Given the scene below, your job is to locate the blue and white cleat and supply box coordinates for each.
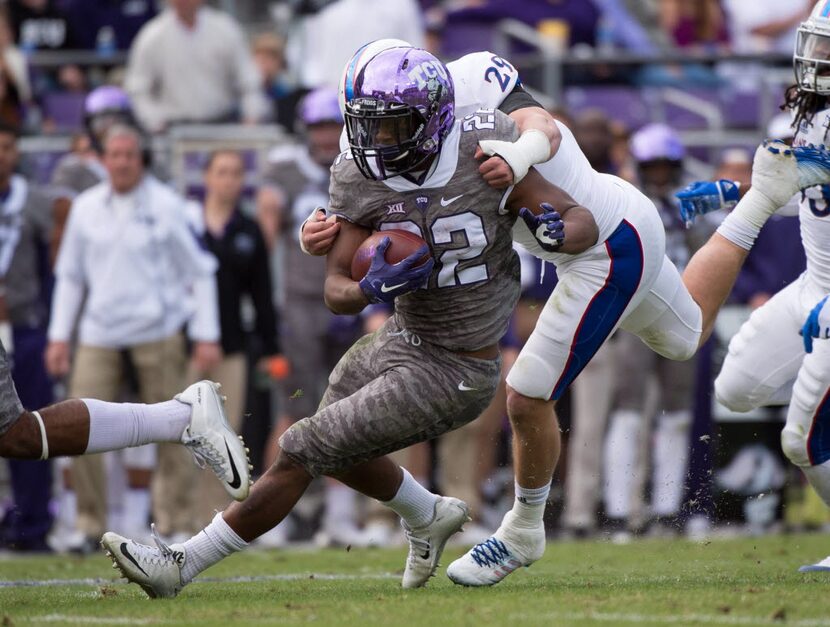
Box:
[446,511,545,587]
[799,555,830,573]
[676,179,740,227]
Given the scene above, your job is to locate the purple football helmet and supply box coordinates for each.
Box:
[630,123,685,163]
[300,87,343,126]
[84,86,131,116]
[343,47,455,183]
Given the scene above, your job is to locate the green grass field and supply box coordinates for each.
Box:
[2,533,830,626]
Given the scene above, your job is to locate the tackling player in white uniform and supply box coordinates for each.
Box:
[302,40,830,586]
[677,0,830,572]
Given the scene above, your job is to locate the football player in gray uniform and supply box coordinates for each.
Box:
[101,47,599,597]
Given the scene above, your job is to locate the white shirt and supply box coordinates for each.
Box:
[293,0,425,89]
[722,0,802,54]
[125,7,268,131]
[48,176,220,348]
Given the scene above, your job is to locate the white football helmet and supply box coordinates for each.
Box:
[337,38,413,116]
[795,1,830,94]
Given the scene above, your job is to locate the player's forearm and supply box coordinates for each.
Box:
[324,274,369,315]
[558,206,599,255]
[509,106,561,159]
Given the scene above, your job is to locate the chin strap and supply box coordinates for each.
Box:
[32,410,48,460]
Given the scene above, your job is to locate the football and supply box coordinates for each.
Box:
[351,229,431,281]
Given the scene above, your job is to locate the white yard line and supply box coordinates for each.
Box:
[510,611,830,627]
[0,572,398,588]
[24,616,164,625]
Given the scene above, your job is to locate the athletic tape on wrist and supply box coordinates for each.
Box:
[32,410,48,460]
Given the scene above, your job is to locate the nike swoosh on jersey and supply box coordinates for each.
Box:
[440,194,464,207]
[458,381,478,391]
[380,282,408,293]
[120,542,149,576]
[225,441,242,489]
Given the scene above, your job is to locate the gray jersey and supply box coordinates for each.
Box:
[0,178,53,327]
[264,145,330,301]
[329,109,521,352]
[0,338,23,436]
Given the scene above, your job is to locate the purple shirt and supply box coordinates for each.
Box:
[58,0,157,50]
[444,0,600,52]
[730,215,806,305]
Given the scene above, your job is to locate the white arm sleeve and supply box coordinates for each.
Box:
[124,27,167,132]
[188,274,220,343]
[48,277,84,342]
[50,200,87,341]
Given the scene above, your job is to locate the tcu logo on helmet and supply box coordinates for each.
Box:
[408,61,449,90]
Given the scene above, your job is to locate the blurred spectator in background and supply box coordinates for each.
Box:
[61,0,157,52]
[0,11,30,105]
[257,88,366,546]
[561,108,619,538]
[433,0,599,57]
[603,123,709,539]
[125,0,268,133]
[51,86,134,194]
[658,0,728,51]
[0,123,58,551]
[252,32,304,131]
[186,149,277,527]
[288,0,424,88]
[8,0,75,51]
[722,0,811,54]
[45,124,220,548]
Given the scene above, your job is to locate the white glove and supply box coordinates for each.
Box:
[478,129,551,184]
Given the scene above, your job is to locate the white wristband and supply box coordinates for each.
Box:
[478,129,551,184]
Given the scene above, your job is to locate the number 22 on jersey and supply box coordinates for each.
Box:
[380,212,489,288]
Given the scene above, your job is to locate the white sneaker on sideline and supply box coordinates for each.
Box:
[446,511,545,587]
[401,496,470,589]
[101,527,186,599]
[177,381,252,501]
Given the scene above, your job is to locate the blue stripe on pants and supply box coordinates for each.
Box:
[807,387,830,465]
[550,220,644,401]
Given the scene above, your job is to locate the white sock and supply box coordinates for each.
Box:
[83,399,190,453]
[382,468,439,528]
[603,409,642,519]
[716,187,778,251]
[323,483,358,530]
[56,489,77,532]
[652,410,691,517]
[509,481,550,528]
[124,488,151,533]
[180,512,248,583]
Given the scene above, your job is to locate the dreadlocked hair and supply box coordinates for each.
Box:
[783,84,828,131]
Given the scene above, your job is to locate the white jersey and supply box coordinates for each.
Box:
[338,50,630,257]
[512,120,633,263]
[791,105,830,292]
